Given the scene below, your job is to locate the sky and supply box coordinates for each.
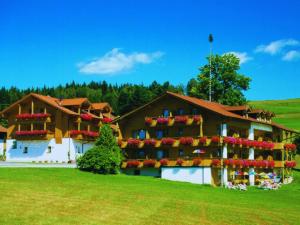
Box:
[0,0,300,100]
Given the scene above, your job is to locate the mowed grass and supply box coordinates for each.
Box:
[0,168,300,225]
[250,98,300,131]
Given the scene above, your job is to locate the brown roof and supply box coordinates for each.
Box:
[91,103,111,111]
[0,125,7,133]
[60,98,89,106]
[222,105,249,111]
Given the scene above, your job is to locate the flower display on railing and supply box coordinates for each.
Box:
[70,130,81,136]
[126,160,140,168]
[161,137,176,145]
[174,115,188,123]
[117,139,123,147]
[223,136,237,145]
[80,114,93,121]
[193,158,202,166]
[145,117,153,125]
[193,115,202,123]
[144,139,156,146]
[15,130,48,136]
[285,161,296,168]
[157,117,169,124]
[224,159,275,168]
[268,160,275,168]
[127,138,141,147]
[241,139,252,147]
[284,143,297,151]
[179,137,194,145]
[223,159,230,166]
[211,159,221,166]
[102,117,113,123]
[143,159,156,168]
[16,113,50,120]
[176,158,184,166]
[199,136,207,144]
[81,130,99,137]
[211,136,220,143]
[159,158,169,166]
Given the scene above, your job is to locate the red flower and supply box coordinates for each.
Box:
[256,160,263,167]
[268,160,275,168]
[70,130,81,136]
[261,160,269,168]
[243,160,251,167]
[241,139,251,147]
[211,159,221,166]
[249,160,257,167]
[159,158,169,166]
[285,161,297,168]
[143,159,156,168]
[211,136,220,143]
[193,158,202,166]
[223,159,230,166]
[193,115,202,123]
[127,138,141,147]
[16,113,50,120]
[127,160,140,168]
[81,131,99,137]
[161,138,176,145]
[174,116,188,123]
[284,143,297,151]
[145,117,153,125]
[199,136,207,144]
[179,137,194,145]
[157,117,169,124]
[80,114,93,121]
[176,158,184,166]
[223,136,237,145]
[144,139,156,146]
[15,130,48,136]
[102,117,113,123]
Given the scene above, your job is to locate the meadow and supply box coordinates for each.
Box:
[0,168,299,225]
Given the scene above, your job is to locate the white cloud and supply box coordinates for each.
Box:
[255,39,299,55]
[224,51,253,64]
[78,48,164,75]
[282,50,300,61]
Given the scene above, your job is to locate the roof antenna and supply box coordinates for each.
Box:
[208,34,213,102]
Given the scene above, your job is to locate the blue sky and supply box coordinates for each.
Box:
[0,0,300,100]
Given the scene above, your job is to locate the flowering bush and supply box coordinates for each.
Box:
[199,136,207,144]
[15,130,48,136]
[80,114,93,121]
[70,130,81,136]
[16,113,50,120]
[193,115,202,123]
[81,130,99,137]
[102,117,113,123]
[176,158,184,166]
[145,117,153,125]
[127,138,141,147]
[193,158,202,166]
[211,159,221,166]
[144,139,156,146]
[284,143,297,151]
[174,116,188,123]
[157,117,169,124]
[159,158,169,166]
[126,160,140,168]
[161,138,176,145]
[179,137,194,145]
[211,136,220,143]
[143,159,156,167]
[285,161,297,168]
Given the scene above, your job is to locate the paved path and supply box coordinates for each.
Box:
[0,162,77,168]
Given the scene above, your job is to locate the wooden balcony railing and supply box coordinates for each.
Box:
[145,115,203,127]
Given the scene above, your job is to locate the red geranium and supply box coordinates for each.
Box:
[157,117,169,124]
[102,117,113,123]
[199,136,207,144]
[193,158,202,166]
[144,139,156,146]
[127,138,141,147]
[211,159,221,166]
[70,130,81,136]
[268,160,275,168]
[127,160,140,168]
[15,130,48,136]
[80,114,93,121]
[175,116,188,123]
[159,158,169,166]
[223,159,230,166]
[193,115,202,123]
[145,117,153,125]
[161,138,176,145]
[143,159,156,168]
[81,130,99,137]
[284,143,297,151]
[211,136,220,143]
[179,137,194,145]
[176,158,184,166]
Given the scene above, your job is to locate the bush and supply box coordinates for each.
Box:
[77,125,123,174]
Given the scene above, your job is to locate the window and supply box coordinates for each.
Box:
[12,141,17,149]
[156,129,168,139]
[156,150,164,159]
[178,127,184,136]
[163,109,169,118]
[139,130,146,140]
[178,149,184,157]
[47,146,52,153]
[23,147,28,154]
[178,108,184,115]
[132,130,138,139]
[138,150,145,159]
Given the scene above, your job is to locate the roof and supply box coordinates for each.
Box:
[91,103,111,111]
[116,91,297,133]
[0,125,7,133]
[60,98,89,106]
[222,105,250,111]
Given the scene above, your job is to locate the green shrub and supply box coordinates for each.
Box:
[77,125,123,174]
[0,155,6,161]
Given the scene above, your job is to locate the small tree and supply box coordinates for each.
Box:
[77,125,123,174]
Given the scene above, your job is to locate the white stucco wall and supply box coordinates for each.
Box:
[0,140,4,155]
[161,167,212,185]
[5,138,94,162]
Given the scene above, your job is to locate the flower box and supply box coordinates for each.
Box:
[241,139,251,148]
[81,130,99,137]
[223,136,237,145]
[143,159,156,168]
[127,138,141,147]
[268,160,275,168]
[70,130,81,136]
[223,159,230,166]
[193,115,202,123]
[285,161,296,168]
[144,139,156,146]
[193,158,202,166]
[102,117,113,123]
[161,138,176,145]
[157,117,169,125]
[16,113,50,120]
[145,117,153,125]
[199,136,207,145]
[80,114,93,121]
[15,130,48,136]
[211,159,221,166]
[159,158,169,166]
[284,143,297,151]
[176,158,184,166]
[211,136,220,144]
[179,137,194,145]
[174,116,188,124]
[126,160,140,168]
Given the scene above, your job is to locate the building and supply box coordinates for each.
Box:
[0,125,7,156]
[0,93,116,163]
[116,91,298,186]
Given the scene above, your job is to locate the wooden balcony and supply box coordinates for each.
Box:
[144,115,203,127]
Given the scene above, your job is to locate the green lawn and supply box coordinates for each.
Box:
[250,98,300,131]
[0,168,299,225]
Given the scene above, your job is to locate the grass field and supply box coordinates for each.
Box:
[250,98,300,131]
[0,168,299,225]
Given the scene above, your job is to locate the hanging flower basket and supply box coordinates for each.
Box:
[70,130,81,136]
[16,113,50,120]
[285,161,296,168]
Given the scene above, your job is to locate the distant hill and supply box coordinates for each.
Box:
[250,98,300,132]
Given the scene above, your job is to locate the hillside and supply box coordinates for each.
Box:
[250,98,300,132]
